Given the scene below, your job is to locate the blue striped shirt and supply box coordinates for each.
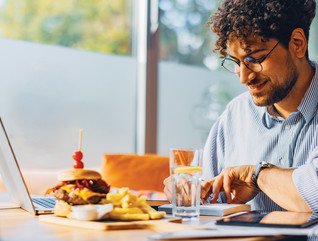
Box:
[293,147,318,212]
[203,61,318,211]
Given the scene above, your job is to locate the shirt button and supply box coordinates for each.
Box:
[285,125,290,130]
[281,159,287,165]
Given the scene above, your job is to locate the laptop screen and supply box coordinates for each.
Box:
[0,117,36,214]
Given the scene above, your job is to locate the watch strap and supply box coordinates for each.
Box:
[252,162,272,189]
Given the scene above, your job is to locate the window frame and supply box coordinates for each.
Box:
[135,0,159,154]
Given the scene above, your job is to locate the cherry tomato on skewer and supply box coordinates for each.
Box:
[73,160,84,169]
[72,151,83,162]
[72,150,84,169]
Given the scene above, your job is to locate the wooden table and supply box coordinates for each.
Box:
[0,208,305,241]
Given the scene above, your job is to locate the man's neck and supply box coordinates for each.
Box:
[273,60,314,119]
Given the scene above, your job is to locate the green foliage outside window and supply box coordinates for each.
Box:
[0,0,132,55]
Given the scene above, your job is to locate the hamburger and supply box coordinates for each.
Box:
[45,169,110,217]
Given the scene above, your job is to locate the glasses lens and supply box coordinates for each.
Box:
[244,58,262,72]
[222,58,239,73]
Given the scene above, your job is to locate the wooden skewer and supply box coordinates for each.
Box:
[78,129,82,151]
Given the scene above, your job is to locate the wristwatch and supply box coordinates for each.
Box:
[252,161,273,189]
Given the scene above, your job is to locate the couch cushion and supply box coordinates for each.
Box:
[101,154,170,193]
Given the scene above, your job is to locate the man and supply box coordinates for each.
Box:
[164,0,318,212]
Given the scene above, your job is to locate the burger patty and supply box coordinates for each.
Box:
[46,177,110,205]
[54,189,105,205]
[91,179,110,193]
[63,179,110,194]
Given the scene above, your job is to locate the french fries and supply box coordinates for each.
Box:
[105,188,166,221]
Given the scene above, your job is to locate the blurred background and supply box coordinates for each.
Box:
[0,0,316,169]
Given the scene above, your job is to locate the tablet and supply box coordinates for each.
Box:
[216,211,318,228]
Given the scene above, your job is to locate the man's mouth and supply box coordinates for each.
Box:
[247,80,268,94]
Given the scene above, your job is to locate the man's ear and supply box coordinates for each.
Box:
[289,28,307,58]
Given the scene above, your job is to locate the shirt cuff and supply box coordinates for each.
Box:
[292,161,318,212]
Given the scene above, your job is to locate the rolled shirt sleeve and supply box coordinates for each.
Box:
[292,148,318,212]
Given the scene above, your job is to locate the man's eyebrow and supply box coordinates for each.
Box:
[245,48,267,56]
[228,48,267,60]
[227,54,239,61]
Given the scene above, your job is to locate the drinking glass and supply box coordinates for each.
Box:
[170,148,203,219]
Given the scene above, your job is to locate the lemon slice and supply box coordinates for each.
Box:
[174,166,202,173]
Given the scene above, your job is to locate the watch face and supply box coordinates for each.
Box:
[262,163,272,168]
[260,161,267,166]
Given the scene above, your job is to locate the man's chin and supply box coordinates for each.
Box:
[251,95,272,106]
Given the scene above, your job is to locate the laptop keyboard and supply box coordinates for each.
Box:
[32,197,56,209]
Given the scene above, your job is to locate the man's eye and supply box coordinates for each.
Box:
[245,57,258,64]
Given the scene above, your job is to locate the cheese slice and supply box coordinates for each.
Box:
[75,189,105,200]
[61,184,76,193]
[61,185,105,200]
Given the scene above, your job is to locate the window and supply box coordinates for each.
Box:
[0,0,136,169]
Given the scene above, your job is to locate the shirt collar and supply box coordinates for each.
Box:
[263,60,318,124]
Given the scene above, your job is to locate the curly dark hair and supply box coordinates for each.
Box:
[208,0,316,58]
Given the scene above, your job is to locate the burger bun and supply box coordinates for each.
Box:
[57,169,101,182]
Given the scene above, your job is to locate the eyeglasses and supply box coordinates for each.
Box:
[221,41,281,73]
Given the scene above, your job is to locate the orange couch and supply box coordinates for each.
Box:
[101,154,170,199]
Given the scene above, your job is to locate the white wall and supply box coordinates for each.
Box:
[0,38,136,169]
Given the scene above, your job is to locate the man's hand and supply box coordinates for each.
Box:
[163,176,173,202]
[209,165,259,204]
[163,165,258,204]
[163,176,216,203]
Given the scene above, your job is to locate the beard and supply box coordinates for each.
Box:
[250,60,299,107]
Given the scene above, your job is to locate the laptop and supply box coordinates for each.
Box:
[0,117,56,215]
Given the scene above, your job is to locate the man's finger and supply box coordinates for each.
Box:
[210,175,223,203]
[163,176,171,186]
[201,181,212,202]
[163,176,173,203]
[163,186,172,202]
[175,177,190,206]
[223,173,232,203]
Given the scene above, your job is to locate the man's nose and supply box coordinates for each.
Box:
[237,63,257,84]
